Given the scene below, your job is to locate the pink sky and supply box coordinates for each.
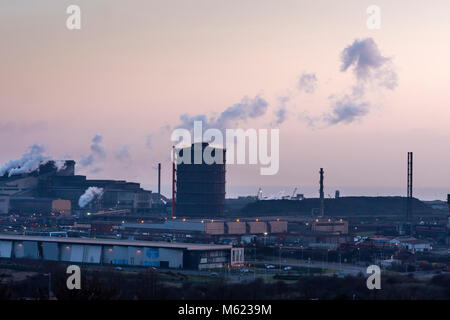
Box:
[1,1,449,198]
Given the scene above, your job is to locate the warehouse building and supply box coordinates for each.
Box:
[120,218,288,237]
[0,234,243,270]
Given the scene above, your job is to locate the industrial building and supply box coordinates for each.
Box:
[0,160,152,215]
[175,143,226,217]
[311,218,349,234]
[120,218,288,239]
[0,234,244,270]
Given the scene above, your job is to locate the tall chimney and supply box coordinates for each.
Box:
[407,152,413,234]
[158,163,161,195]
[172,147,176,217]
[319,168,324,216]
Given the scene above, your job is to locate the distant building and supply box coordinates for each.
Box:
[390,237,432,252]
[311,218,348,234]
[0,234,243,270]
[0,160,152,215]
[175,143,226,217]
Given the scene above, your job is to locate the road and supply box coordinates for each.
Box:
[247,259,367,276]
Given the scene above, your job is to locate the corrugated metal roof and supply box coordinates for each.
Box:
[0,234,232,251]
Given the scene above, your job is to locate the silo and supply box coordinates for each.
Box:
[175,142,226,217]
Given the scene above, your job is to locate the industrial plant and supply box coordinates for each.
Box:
[0,146,449,301]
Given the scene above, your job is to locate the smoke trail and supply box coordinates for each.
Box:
[79,134,106,171]
[324,95,370,125]
[298,73,318,94]
[178,95,269,131]
[115,145,131,163]
[273,95,291,125]
[303,38,398,127]
[340,38,397,90]
[78,187,104,208]
[0,144,54,177]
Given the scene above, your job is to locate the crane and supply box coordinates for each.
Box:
[291,187,298,199]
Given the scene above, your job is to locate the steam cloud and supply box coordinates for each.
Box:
[298,73,318,94]
[305,38,398,126]
[80,134,106,172]
[178,95,269,131]
[115,145,131,163]
[324,95,370,125]
[0,144,60,177]
[340,38,397,90]
[273,95,290,125]
[78,187,104,208]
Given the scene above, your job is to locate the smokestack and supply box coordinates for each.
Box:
[172,147,176,217]
[447,194,450,229]
[319,168,324,216]
[158,163,161,195]
[407,152,413,234]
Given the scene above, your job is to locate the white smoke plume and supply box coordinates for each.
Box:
[78,187,104,208]
[0,144,55,177]
[79,134,106,171]
[178,95,269,131]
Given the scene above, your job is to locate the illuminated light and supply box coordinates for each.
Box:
[182,218,186,222]
[201,220,204,223]
[236,219,240,222]
[172,216,177,219]
[137,250,142,254]
[141,220,145,224]
[108,248,113,252]
[211,219,214,223]
[276,218,280,222]
[66,246,70,250]
[328,219,331,222]
[18,243,23,247]
[256,219,259,222]
[87,212,91,216]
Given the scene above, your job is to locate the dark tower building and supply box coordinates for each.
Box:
[157,163,161,195]
[319,168,324,216]
[175,142,226,217]
[406,152,413,235]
